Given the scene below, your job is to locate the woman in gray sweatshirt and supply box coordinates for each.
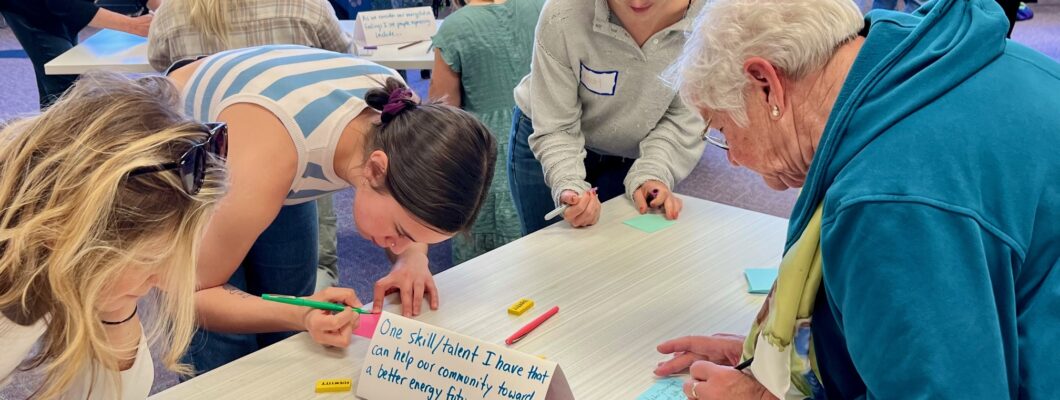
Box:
[509,0,706,235]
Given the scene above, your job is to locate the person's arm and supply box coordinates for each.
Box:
[87,7,153,37]
[43,0,100,32]
[192,104,361,347]
[428,50,461,107]
[427,23,462,106]
[526,11,590,205]
[147,0,163,11]
[192,103,309,333]
[625,94,705,216]
[313,0,355,54]
[820,200,1016,399]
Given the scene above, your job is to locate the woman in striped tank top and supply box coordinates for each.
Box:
[167,45,496,374]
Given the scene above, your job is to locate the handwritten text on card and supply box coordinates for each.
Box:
[353,7,436,47]
[357,312,573,400]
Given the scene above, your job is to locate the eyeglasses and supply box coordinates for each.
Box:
[700,116,729,151]
[129,122,228,195]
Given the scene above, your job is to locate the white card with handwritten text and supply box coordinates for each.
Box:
[357,312,574,400]
[353,7,436,47]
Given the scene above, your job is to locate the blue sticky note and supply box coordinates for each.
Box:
[637,377,686,400]
[623,214,676,233]
[744,268,778,294]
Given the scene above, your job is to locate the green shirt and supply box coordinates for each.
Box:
[432,0,545,264]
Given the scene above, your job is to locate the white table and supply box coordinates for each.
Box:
[44,20,437,75]
[150,195,788,399]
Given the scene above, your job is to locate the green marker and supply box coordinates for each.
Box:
[261,294,371,314]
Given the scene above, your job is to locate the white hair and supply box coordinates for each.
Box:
[667,0,864,126]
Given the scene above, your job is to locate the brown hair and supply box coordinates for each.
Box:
[363,77,496,234]
[0,72,227,398]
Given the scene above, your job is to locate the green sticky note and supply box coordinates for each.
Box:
[623,214,676,233]
[744,268,778,294]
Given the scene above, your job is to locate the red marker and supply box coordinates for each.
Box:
[505,306,559,345]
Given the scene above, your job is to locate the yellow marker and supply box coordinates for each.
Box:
[315,378,352,393]
[507,298,535,316]
[536,354,547,360]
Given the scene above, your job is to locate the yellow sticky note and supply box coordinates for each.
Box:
[315,378,352,393]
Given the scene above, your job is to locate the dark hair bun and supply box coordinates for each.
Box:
[365,77,404,110]
[366,77,418,123]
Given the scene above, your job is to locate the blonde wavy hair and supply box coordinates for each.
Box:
[183,0,236,46]
[0,72,227,399]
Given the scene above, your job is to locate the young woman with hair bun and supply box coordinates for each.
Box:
[166,45,497,375]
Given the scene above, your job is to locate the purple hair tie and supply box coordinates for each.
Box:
[381,87,415,120]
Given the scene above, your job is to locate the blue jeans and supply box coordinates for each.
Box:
[1,10,78,109]
[182,201,319,376]
[507,107,633,235]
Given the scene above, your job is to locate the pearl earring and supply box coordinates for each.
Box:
[771,105,780,118]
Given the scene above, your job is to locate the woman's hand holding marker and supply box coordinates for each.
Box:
[654,334,745,376]
[560,187,601,228]
[302,287,362,348]
[654,334,774,400]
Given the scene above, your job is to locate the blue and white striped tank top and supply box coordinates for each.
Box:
[181,45,401,205]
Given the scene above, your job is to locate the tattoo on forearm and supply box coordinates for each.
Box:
[222,283,252,299]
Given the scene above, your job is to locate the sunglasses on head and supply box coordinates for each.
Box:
[129,122,228,195]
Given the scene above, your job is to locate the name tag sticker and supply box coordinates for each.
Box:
[579,62,618,96]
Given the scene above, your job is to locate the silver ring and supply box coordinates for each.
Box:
[691,381,700,399]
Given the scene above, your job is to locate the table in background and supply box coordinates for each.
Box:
[44,20,437,75]
[150,195,788,399]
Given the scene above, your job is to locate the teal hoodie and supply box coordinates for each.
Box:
[791,0,1060,398]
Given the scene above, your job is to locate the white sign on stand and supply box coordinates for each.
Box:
[353,7,436,47]
[358,312,575,400]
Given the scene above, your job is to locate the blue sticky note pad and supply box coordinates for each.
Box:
[623,214,676,233]
[744,268,779,294]
[637,377,686,400]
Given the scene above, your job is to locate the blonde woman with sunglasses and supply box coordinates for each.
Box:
[0,72,227,399]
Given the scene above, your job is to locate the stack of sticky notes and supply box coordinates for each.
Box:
[744,268,779,294]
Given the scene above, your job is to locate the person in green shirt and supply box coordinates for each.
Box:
[429,0,546,264]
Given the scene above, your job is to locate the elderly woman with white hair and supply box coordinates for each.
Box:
[651,0,1060,399]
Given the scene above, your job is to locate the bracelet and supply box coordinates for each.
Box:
[101,306,138,325]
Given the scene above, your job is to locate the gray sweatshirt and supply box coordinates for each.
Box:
[514,0,706,204]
